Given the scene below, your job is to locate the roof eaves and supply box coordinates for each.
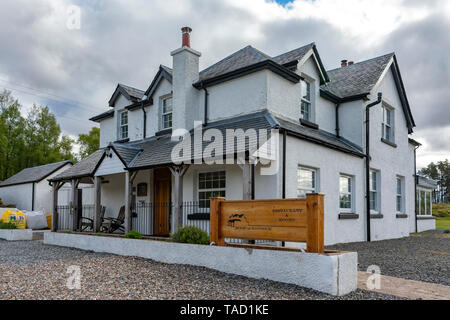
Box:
[89,109,114,122]
[194,59,301,89]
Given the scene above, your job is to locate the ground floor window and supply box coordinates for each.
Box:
[417,189,432,215]
[396,176,404,213]
[297,166,317,198]
[369,170,379,212]
[198,171,226,208]
[339,175,353,212]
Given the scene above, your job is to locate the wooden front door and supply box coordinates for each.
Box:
[154,168,171,236]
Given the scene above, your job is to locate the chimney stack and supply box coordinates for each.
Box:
[341,60,348,67]
[181,26,192,48]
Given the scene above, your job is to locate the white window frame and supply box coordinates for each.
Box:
[417,188,433,216]
[339,174,354,213]
[119,110,128,140]
[161,96,173,130]
[197,170,226,209]
[369,169,379,213]
[297,166,318,198]
[382,103,395,143]
[301,80,312,122]
[396,176,404,213]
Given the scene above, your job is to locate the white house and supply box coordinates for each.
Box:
[0,161,72,213]
[50,27,434,245]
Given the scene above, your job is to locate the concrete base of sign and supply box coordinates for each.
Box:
[44,232,357,296]
[0,229,33,241]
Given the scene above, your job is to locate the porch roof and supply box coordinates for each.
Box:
[50,111,365,182]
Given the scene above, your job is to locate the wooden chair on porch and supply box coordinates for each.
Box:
[80,206,106,232]
[101,206,125,233]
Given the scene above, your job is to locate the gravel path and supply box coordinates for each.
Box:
[0,240,400,300]
[327,230,450,286]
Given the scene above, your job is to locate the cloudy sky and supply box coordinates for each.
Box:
[0,0,448,168]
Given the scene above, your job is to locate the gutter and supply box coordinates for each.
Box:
[414,145,420,233]
[365,92,383,242]
[335,103,341,138]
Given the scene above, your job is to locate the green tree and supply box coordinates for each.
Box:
[59,135,76,163]
[0,90,26,180]
[78,127,100,159]
[419,160,450,202]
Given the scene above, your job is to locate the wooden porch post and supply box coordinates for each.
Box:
[170,165,189,233]
[124,171,138,234]
[51,181,64,232]
[93,176,102,232]
[241,162,252,200]
[70,179,80,231]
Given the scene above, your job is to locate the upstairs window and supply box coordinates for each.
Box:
[301,80,312,121]
[162,96,173,129]
[339,175,353,212]
[382,104,395,142]
[396,176,404,213]
[119,111,128,140]
[198,171,226,208]
[369,170,379,212]
[297,166,317,198]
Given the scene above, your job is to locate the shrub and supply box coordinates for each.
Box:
[171,226,210,245]
[125,230,142,239]
[0,222,17,229]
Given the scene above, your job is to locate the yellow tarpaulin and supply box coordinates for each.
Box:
[1,210,27,229]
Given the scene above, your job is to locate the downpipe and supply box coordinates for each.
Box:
[365,92,382,242]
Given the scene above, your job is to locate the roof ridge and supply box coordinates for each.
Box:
[272,42,315,59]
[327,52,395,73]
[118,83,145,93]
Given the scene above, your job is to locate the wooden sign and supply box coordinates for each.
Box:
[210,194,324,253]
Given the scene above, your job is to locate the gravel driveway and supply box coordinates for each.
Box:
[0,240,399,300]
[327,230,450,286]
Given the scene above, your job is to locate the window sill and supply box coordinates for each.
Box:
[416,215,435,220]
[156,128,172,137]
[300,119,319,130]
[370,214,384,219]
[339,213,359,220]
[381,138,397,148]
[114,138,130,144]
[396,214,408,219]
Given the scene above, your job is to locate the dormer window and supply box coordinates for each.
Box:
[119,111,128,140]
[301,80,312,121]
[162,96,173,129]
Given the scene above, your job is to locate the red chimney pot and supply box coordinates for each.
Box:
[348,61,354,65]
[181,26,192,48]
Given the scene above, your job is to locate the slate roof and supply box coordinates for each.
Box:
[272,43,314,65]
[110,144,142,166]
[49,150,105,182]
[118,84,145,100]
[198,46,272,81]
[321,53,394,99]
[0,161,72,187]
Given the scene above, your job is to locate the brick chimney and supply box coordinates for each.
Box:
[341,60,348,67]
[171,27,201,131]
[181,26,192,48]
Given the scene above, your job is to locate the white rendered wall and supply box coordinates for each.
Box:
[284,135,366,245]
[146,78,172,137]
[367,66,415,241]
[0,183,33,211]
[99,117,115,148]
[206,70,268,123]
[34,163,72,213]
[338,100,364,147]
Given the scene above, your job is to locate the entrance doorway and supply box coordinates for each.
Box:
[153,168,171,236]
